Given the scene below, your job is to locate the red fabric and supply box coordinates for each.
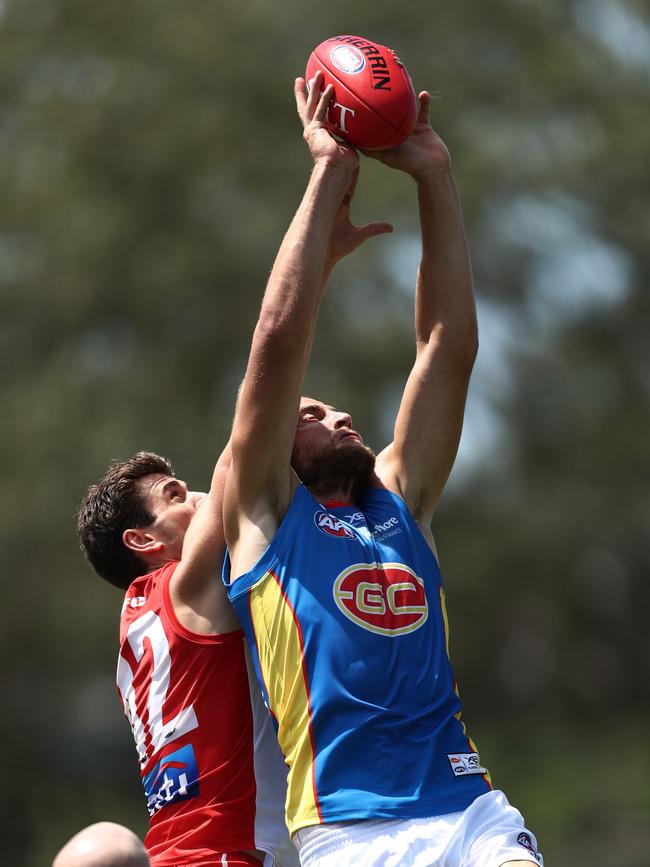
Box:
[158,854,263,866]
[117,563,257,865]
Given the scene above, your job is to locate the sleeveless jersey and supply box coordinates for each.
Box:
[117,561,297,866]
[224,485,492,835]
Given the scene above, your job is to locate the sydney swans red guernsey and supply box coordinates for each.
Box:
[117,562,283,865]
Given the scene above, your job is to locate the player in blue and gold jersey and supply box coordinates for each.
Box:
[223,70,543,867]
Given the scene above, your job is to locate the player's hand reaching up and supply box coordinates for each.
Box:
[362,92,450,179]
[294,72,391,266]
[326,167,393,265]
[295,72,358,170]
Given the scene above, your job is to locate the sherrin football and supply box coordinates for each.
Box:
[305,35,417,150]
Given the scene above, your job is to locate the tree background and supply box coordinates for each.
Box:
[2,1,648,864]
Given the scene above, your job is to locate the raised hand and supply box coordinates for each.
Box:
[326,167,393,265]
[294,71,358,170]
[362,92,450,178]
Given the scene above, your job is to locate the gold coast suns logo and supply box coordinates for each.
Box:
[333,562,428,636]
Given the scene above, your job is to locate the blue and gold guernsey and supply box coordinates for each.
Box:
[224,484,492,835]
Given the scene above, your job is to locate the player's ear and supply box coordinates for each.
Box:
[123,528,162,555]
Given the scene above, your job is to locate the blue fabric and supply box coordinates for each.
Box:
[225,484,491,826]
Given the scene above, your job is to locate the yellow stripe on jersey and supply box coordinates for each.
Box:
[439,586,452,661]
[248,570,322,832]
[439,586,493,788]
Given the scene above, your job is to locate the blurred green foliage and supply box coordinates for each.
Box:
[1,0,648,865]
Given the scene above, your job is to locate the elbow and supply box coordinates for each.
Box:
[419,320,479,373]
[254,306,286,341]
[252,307,304,357]
[458,323,479,374]
[456,335,478,378]
[466,321,479,368]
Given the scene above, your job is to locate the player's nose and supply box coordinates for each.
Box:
[333,410,353,429]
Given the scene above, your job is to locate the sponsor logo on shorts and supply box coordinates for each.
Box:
[315,511,356,539]
[330,45,366,75]
[143,743,199,816]
[517,832,542,862]
[447,752,488,777]
[333,562,428,635]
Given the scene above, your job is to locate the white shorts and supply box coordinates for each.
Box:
[292,790,543,867]
[261,839,300,867]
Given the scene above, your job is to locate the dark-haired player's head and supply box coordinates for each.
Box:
[291,397,375,499]
[78,451,205,589]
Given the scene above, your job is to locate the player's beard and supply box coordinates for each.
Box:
[291,438,376,501]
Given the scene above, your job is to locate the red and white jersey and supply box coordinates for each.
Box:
[117,562,296,867]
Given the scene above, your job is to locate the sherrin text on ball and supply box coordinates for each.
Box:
[306,35,417,150]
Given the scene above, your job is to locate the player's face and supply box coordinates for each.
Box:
[291,397,375,494]
[136,474,206,560]
[295,397,362,446]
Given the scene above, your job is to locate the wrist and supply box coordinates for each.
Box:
[408,155,453,182]
[313,154,356,178]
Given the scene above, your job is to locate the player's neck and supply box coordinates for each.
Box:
[309,483,357,508]
[143,552,177,574]
[306,471,383,507]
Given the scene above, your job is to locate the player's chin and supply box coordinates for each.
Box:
[339,437,375,461]
[338,435,365,449]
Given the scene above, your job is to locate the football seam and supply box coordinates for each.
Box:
[395,66,417,132]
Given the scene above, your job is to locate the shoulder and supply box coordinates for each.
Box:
[119,564,178,632]
[360,483,440,561]
[373,446,406,500]
[374,448,437,527]
[227,479,310,584]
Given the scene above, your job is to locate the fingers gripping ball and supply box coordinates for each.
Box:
[306,35,417,150]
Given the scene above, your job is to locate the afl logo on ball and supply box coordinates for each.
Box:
[315,511,355,539]
[333,562,428,636]
[330,45,366,74]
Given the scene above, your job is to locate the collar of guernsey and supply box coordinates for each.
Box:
[222,483,491,834]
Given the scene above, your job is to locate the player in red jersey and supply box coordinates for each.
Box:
[77,165,390,866]
[79,447,294,867]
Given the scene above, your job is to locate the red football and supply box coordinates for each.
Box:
[305,35,417,150]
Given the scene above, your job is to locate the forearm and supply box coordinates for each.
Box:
[318,260,336,306]
[233,156,353,464]
[414,165,478,357]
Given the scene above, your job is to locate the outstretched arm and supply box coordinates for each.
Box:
[224,75,359,577]
[373,93,478,526]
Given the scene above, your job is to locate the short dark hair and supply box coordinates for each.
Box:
[77,451,174,589]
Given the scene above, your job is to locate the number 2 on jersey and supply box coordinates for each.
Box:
[117,610,198,766]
